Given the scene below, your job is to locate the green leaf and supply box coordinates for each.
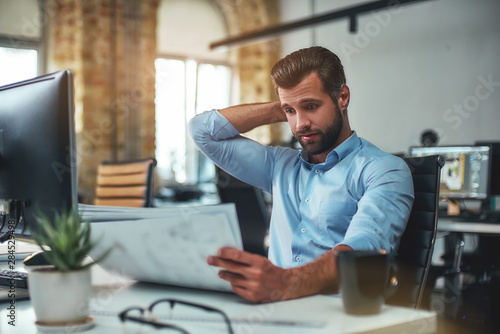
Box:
[27,207,105,271]
[80,246,113,271]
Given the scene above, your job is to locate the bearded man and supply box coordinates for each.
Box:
[189,46,414,303]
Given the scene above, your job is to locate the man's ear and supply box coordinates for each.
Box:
[338,84,350,111]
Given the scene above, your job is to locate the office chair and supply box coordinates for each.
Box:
[215,167,271,256]
[94,157,157,207]
[386,155,444,309]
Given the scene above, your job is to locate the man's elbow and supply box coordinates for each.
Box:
[187,114,210,147]
[187,115,199,140]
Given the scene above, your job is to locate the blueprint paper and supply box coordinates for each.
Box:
[87,204,242,291]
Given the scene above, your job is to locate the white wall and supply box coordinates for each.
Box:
[157,0,228,62]
[280,0,500,154]
[0,0,40,38]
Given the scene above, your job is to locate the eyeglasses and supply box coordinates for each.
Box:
[118,298,234,334]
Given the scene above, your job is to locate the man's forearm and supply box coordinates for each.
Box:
[219,101,285,133]
[281,244,352,300]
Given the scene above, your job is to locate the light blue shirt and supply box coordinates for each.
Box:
[189,110,414,268]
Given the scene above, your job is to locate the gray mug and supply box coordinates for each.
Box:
[336,250,398,315]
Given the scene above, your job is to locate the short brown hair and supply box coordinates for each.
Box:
[271,46,346,102]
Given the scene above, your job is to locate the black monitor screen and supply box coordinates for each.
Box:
[476,142,500,197]
[410,146,490,200]
[0,70,77,240]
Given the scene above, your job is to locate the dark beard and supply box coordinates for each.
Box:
[295,105,343,157]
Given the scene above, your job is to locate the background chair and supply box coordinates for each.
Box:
[387,155,445,309]
[94,158,157,207]
[215,167,271,256]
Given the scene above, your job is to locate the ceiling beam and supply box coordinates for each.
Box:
[210,0,433,50]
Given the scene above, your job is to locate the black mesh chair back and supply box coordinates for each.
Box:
[387,155,444,309]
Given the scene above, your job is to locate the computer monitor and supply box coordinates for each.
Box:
[475,142,500,197]
[409,146,491,200]
[0,70,77,241]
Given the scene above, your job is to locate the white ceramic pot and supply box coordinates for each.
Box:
[28,267,92,325]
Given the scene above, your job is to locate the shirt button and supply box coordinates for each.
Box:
[315,169,320,174]
[295,256,301,262]
[301,228,306,233]
[305,198,310,203]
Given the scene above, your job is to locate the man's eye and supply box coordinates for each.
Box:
[284,108,295,114]
[305,104,318,110]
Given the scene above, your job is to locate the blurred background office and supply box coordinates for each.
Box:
[1,0,499,204]
[1,1,500,332]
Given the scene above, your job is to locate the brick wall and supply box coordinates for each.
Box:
[47,0,158,203]
[215,0,282,145]
[47,0,281,203]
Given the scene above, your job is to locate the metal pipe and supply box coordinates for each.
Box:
[209,0,432,50]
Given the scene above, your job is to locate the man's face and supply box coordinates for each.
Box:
[278,72,346,163]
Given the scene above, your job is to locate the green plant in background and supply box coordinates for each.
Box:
[30,208,111,272]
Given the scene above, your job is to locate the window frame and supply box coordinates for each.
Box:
[0,35,45,77]
[154,54,233,185]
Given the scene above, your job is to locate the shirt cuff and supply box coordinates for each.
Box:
[339,235,379,252]
[208,109,240,140]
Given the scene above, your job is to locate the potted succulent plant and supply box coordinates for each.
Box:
[27,208,110,331]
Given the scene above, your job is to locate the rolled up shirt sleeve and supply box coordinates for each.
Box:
[340,157,414,254]
[188,109,276,193]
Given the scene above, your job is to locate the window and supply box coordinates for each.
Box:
[155,57,231,185]
[0,0,42,85]
[0,45,38,86]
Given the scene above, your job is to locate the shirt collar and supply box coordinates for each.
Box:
[299,131,361,169]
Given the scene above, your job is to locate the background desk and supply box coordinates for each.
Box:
[0,265,437,334]
[437,218,500,234]
[436,217,500,278]
[436,217,500,277]
[435,218,500,323]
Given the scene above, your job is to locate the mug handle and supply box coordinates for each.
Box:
[384,259,399,298]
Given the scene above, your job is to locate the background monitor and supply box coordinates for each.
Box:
[409,145,491,200]
[0,70,77,241]
[475,142,500,197]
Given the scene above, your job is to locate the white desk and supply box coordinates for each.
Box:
[0,265,436,334]
[438,218,500,234]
